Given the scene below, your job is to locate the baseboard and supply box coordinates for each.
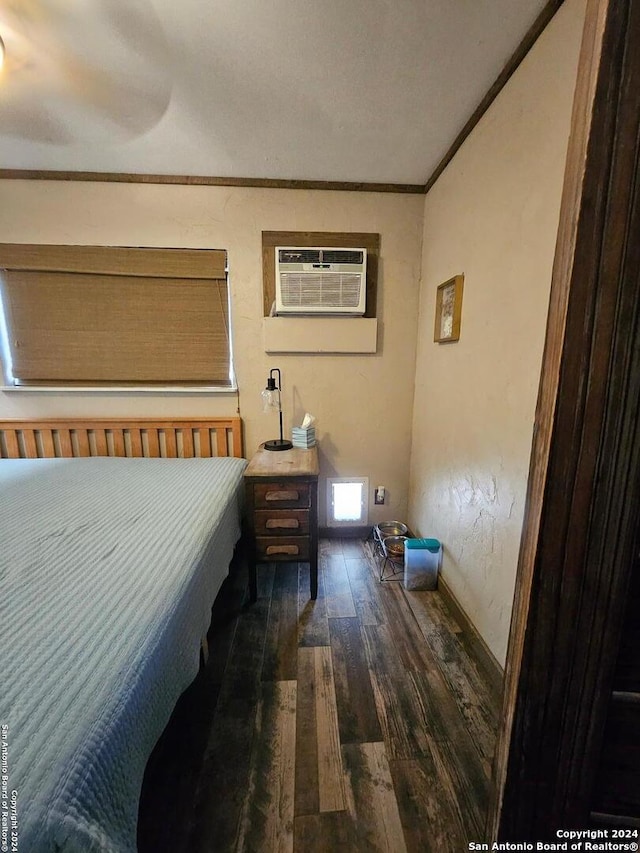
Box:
[319,525,370,540]
[437,575,504,694]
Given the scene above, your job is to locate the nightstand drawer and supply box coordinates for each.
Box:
[256,536,310,561]
[253,482,310,509]
[254,509,310,536]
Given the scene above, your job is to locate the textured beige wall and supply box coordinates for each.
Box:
[0,0,585,649]
[0,183,423,525]
[408,0,586,664]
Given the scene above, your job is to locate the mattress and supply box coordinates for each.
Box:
[0,455,247,852]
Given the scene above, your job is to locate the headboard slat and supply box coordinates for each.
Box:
[182,429,194,459]
[146,429,160,458]
[0,418,244,460]
[163,429,177,458]
[41,429,56,457]
[198,428,211,458]
[23,430,38,458]
[94,429,108,457]
[3,430,19,459]
[76,431,91,457]
[216,428,228,458]
[112,431,125,457]
[129,429,143,457]
[58,430,73,457]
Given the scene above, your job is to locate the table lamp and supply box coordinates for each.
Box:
[261,367,293,451]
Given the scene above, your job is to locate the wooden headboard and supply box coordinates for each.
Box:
[0,417,244,460]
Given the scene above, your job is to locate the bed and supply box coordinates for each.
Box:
[0,418,246,852]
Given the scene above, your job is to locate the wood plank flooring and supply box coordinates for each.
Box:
[138,538,501,852]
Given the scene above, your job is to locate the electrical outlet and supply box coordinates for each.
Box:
[374,486,385,505]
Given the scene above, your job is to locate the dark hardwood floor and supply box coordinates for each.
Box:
[138,538,501,852]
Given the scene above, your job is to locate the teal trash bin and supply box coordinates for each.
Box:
[403,538,441,590]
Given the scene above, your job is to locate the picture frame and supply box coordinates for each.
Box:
[434,274,464,343]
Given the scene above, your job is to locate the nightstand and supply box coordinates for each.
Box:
[244,444,319,601]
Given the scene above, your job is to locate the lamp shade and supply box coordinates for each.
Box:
[261,386,280,412]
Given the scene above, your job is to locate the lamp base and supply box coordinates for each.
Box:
[264,438,293,451]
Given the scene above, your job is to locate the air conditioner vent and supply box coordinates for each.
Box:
[279,273,362,309]
[275,246,367,315]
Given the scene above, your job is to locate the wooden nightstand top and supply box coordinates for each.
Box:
[244,444,319,479]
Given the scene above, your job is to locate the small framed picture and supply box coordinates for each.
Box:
[434,274,464,343]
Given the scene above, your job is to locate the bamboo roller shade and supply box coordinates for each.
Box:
[0,245,230,384]
[0,244,227,279]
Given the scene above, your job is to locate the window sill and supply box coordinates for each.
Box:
[1,384,238,395]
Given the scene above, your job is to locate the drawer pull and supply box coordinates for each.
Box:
[266,518,300,530]
[266,544,299,556]
[265,489,299,502]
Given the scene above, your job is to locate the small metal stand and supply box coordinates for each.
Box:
[370,524,407,582]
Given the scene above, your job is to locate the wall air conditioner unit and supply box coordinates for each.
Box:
[275,247,367,315]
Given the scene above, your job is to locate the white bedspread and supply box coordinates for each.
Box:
[0,456,246,852]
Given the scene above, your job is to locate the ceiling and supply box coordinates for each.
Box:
[0,0,553,186]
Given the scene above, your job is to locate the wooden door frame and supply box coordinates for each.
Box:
[489,0,640,837]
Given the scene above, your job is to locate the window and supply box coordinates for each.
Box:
[0,244,232,388]
[327,477,369,527]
